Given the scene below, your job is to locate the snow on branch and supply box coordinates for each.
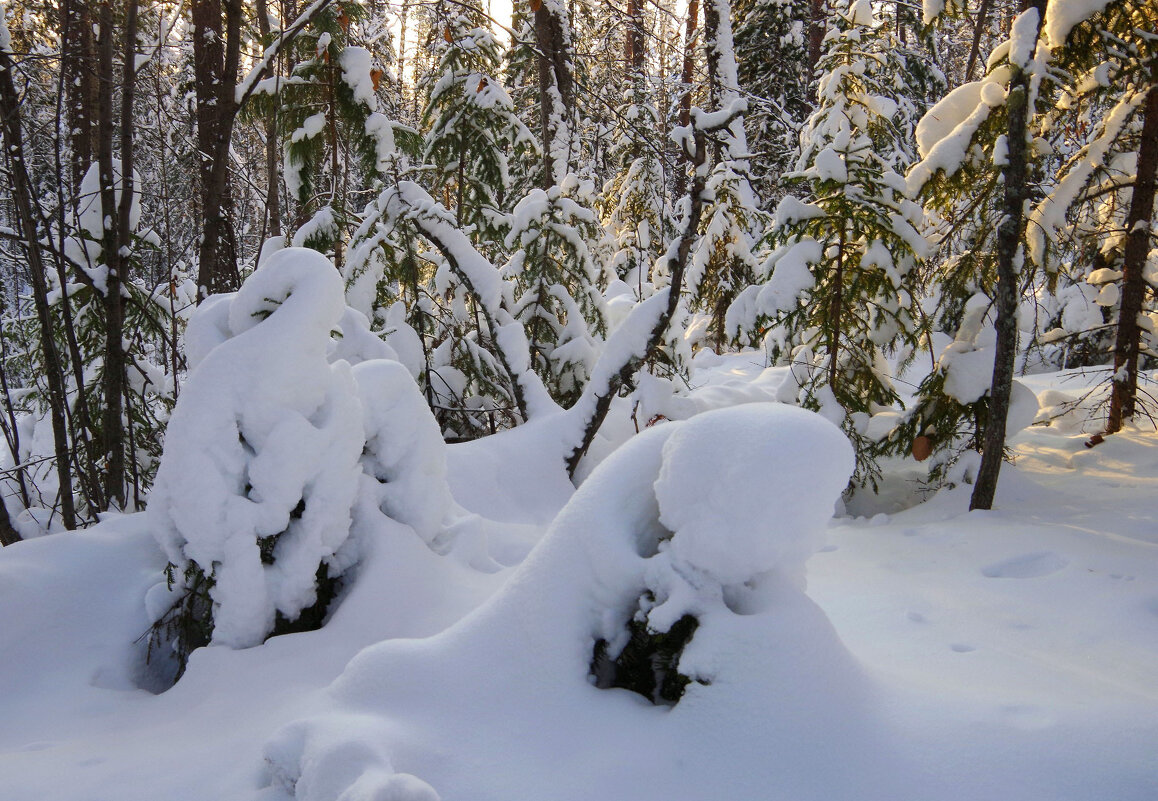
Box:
[235,0,335,108]
[380,181,559,422]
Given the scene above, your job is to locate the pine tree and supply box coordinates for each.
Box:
[420,11,537,247]
[504,179,609,407]
[732,0,813,203]
[730,0,926,485]
[684,0,768,352]
[1027,0,1158,434]
[276,2,391,268]
[903,0,1051,505]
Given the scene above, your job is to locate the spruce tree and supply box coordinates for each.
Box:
[730,0,926,485]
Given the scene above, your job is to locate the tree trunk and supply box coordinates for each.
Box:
[95,0,135,511]
[808,0,827,87]
[1106,83,1158,433]
[256,0,282,239]
[63,0,98,191]
[672,0,700,201]
[970,0,1046,511]
[626,0,645,77]
[0,493,20,547]
[533,0,575,187]
[193,0,242,298]
[828,228,846,388]
[0,38,79,529]
[965,0,993,81]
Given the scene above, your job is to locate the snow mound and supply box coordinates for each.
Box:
[148,248,454,656]
[264,404,881,801]
[655,403,853,588]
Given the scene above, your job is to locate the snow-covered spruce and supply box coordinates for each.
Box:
[146,249,451,680]
[729,0,927,486]
[265,403,867,800]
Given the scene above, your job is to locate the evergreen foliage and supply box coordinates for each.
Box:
[731,0,926,485]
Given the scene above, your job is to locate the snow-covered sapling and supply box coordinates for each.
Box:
[592,403,854,704]
[147,249,367,677]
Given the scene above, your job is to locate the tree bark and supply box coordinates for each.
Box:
[808,0,827,87]
[256,0,282,240]
[625,0,645,76]
[0,493,20,547]
[94,0,135,511]
[965,0,993,81]
[193,0,242,298]
[63,0,98,191]
[1106,83,1158,433]
[970,0,1046,511]
[672,0,700,201]
[533,0,575,187]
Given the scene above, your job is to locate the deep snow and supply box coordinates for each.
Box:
[2,355,1158,801]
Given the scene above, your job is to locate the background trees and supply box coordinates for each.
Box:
[1,0,1156,543]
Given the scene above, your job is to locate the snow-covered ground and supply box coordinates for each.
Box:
[2,354,1157,801]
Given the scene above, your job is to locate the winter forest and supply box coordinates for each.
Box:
[1,0,1157,796]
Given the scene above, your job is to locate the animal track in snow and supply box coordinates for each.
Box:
[981,551,1069,579]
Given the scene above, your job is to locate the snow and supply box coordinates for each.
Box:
[338,47,377,108]
[908,79,1006,194]
[3,353,1158,801]
[1043,0,1113,48]
[291,112,327,143]
[148,248,366,649]
[653,404,853,588]
[1009,9,1042,69]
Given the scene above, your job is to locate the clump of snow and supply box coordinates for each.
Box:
[149,249,365,649]
[352,360,450,544]
[1043,0,1112,48]
[1008,8,1042,69]
[63,160,144,291]
[338,46,377,107]
[908,78,1007,194]
[655,404,853,589]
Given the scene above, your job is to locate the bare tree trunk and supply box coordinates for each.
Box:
[626,0,645,77]
[828,229,845,387]
[193,0,242,298]
[57,0,107,512]
[257,0,283,239]
[672,0,700,201]
[63,0,98,190]
[0,493,19,546]
[965,0,993,81]
[1106,83,1158,434]
[970,0,1046,511]
[0,41,79,530]
[95,0,135,511]
[808,0,826,85]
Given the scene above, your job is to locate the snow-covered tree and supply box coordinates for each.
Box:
[899,0,1055,503]
[272,2,393,267]
[682,0,768,352]
[420,12,537,247]
[732,0,813,202]
[1027,0,1158,434]
[504,179,609,407]
[146,248,452,681]
[730,0,926,485]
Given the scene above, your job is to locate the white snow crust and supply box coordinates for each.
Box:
[3,352,1158,801]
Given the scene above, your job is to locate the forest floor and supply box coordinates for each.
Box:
[1,357,1156,801]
